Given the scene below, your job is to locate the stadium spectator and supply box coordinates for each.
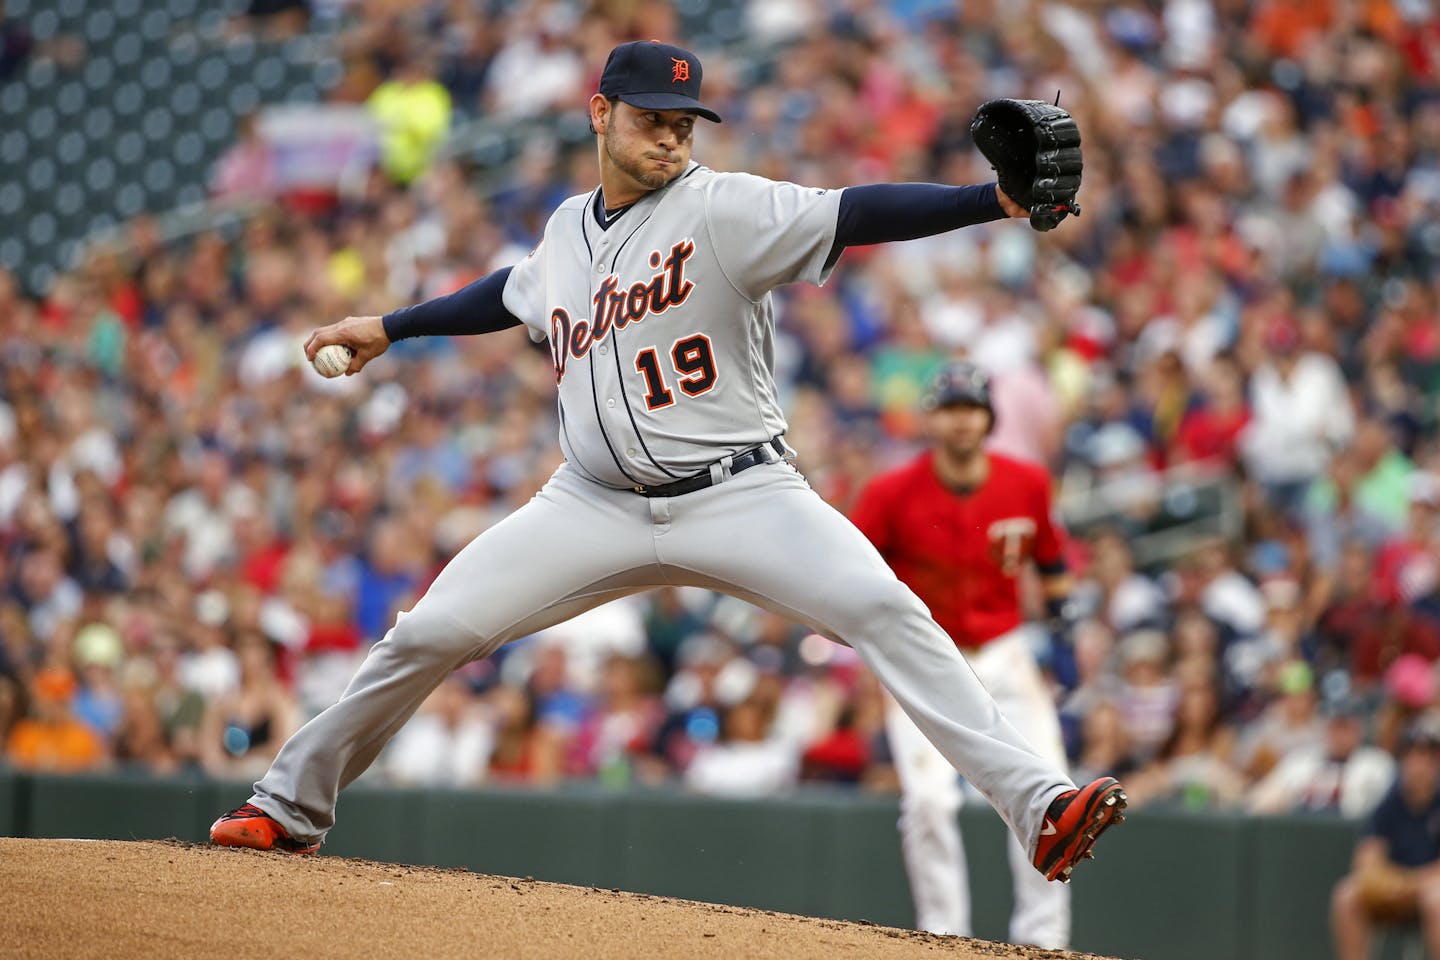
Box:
[1375,475,1440,645]
[485,684,560,785]
[1170,355,1248,469]
[529,598,649,697]
[5,668,106,773]
[383,674,494,787]
[649,633,736,776]
[1233,659,1325,782]
[1304,453,1400,603]
[14,547,82,643]
[799,701,872,785]
[986,357,1064,466]
[198,632,298,779]
[1189,537,1267,650]
[1070,700,1135,787]
[1239,314,1355,516]
[351,517,425,645]
[1314,541,1421,691]
[1059,618,1122,755]
[1072,530,1167,635]
[1112,629,1178,766]
[69,500,132,596]
[481,8,584,120]
[1373,656,1440,757]
[366,54,453,185]
[1126,667,1244,810]
[178,592,241,702]
[70,623,125,743]
[211,114,279,203]
[162,450,253,583]
[641,587,709,675]
[684,693,798,798]
[1248,697,1395,818]
[1312,418,1415,533]
[147,634,207,771]
[113,677,176,775]
[565,654,664,783]
[1331,719,1440,960]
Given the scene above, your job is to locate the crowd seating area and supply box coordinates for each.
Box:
[2,0,1439,821]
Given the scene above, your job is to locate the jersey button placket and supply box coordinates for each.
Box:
[607,398,616,408]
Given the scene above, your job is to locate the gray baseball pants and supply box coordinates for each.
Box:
[250,461,1073,852]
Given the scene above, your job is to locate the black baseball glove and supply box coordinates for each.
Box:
[970,98,1082,232]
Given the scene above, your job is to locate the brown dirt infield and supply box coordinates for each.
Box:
[0,838,1124,959]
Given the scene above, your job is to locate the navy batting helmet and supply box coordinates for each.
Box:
[922,361,995,425]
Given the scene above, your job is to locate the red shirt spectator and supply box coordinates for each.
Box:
[1174,406,1249,466]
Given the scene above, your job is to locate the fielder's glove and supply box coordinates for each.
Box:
[970,98,1082,232]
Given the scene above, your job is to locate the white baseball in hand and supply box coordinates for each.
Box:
[312,344,355,379]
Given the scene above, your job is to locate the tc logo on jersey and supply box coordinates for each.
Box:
[987,517,1037,577]
[671,58,690,82]
[548,239,697,383]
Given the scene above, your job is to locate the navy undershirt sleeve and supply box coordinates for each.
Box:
[381,266,522,342]
[826,183,1007,268]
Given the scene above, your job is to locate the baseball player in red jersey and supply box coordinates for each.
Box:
[851,361,1084,947]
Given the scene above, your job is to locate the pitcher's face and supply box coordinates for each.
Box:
[596,98,695,194]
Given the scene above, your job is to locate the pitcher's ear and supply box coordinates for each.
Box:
[589,94,612,135]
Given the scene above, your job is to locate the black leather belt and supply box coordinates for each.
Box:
[632,438,785,497]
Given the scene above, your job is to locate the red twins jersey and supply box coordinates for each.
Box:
[850,451,1065,649]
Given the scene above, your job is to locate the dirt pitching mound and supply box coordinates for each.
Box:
[1,838,1121,959]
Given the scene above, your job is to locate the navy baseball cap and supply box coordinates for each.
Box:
[598,41,723,124]
[922,361,994,413]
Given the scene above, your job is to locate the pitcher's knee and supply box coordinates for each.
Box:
[833,581,928,638]
[382,605,483,663]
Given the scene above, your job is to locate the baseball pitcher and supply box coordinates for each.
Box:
[211,41,1123,891]
[852,362,1078,946]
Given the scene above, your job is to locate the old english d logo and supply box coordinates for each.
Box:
[671,57,690,83]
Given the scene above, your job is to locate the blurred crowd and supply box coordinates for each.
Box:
[4,0,1440,823]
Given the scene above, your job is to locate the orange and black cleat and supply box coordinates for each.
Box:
[1032,777,1127,883]
[210,803,320,854]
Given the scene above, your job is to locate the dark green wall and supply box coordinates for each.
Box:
[1,772,1374,960]
[0,767,20,838]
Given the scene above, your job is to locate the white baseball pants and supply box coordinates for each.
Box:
[885,627,1071,947]
[249,461,1074,859]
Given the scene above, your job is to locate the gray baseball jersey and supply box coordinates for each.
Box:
[244,163,1077,867]
[503,163,841,488]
